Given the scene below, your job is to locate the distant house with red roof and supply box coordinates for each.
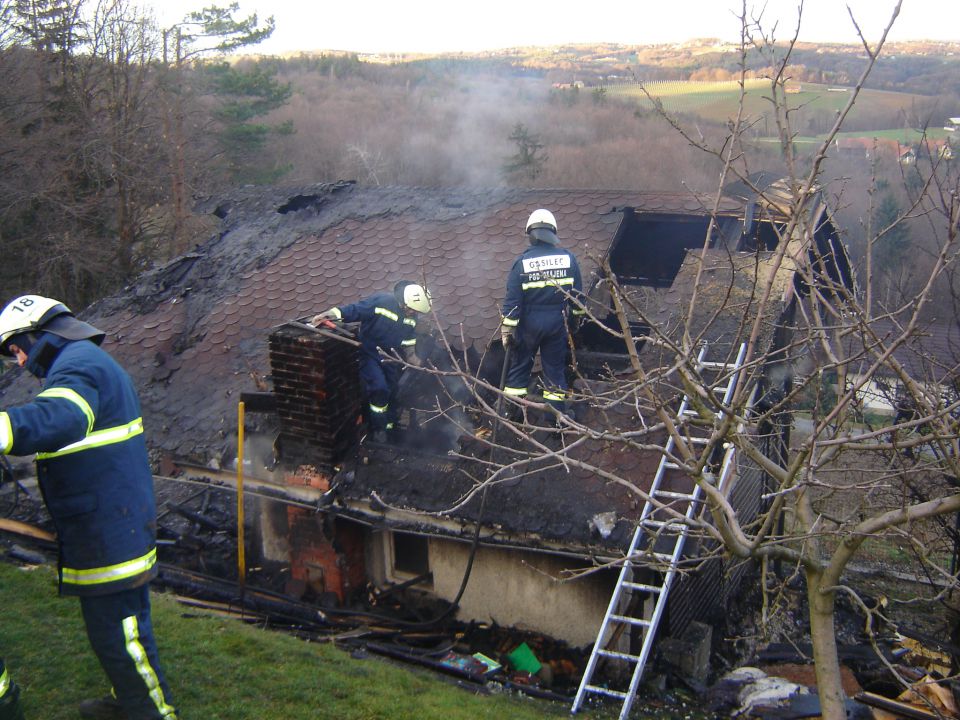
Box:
[834,135,901,160]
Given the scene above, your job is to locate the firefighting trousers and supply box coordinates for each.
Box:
[504,310,569,411]
[359,352,402,431]
[0,658,25,720]
[79,585,177,720]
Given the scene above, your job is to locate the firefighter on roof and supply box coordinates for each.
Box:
[0,295,177,720]
[313,281,432,443]
[501,209,584,415]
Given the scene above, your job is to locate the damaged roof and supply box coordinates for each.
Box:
[0,180,844,556]
[2,181,752,462]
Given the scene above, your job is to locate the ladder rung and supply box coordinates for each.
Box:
[699,361,731,370]
[584,684,628,700]
[596,649,641,663]
[688,436,710,445]
[622,581,662,593]
[661,461,681,470]
[653,490,697,500]
[650,552,674,562]
[610,614,651,627]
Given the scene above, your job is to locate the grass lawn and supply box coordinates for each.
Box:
[0,562,587,719]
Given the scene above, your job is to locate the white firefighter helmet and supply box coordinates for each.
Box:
[401,283,432,313]
[525,208,559,245]
[525,208,558,234]
[0,294,104,355]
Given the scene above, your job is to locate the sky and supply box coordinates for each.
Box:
[145,0,959,55]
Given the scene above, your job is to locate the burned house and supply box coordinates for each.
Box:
[0,180,850,703]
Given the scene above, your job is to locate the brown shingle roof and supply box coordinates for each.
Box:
[0,181,755,471]
[0,181,816,553]
[43,183,741,461]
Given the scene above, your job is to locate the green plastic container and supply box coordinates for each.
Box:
[506,642,542,674]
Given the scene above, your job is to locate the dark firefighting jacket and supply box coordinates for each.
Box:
[0,335,157,596]
[336,292,417,359]
[501,241,584,328]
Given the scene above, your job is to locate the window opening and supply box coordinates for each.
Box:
[392,532,430,577]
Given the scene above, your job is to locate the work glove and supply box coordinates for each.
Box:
[568,312,585,333]
[311,308,341,326]
[501,324,516,348]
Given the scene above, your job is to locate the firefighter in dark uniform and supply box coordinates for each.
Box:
[0,658,25,720]
[0,295,177,720]
[313,281,432,443]
[501,209,584,414]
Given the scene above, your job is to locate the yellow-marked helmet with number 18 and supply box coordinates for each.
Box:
[0,295,105,355]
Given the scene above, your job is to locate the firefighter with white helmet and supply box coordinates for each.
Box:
[500,209,584,415]
[313,281,432,443]
[0,295,178,719]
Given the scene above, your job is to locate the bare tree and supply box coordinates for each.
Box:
[86,0,165,274]
[157,3,275,254]
[403,3,960,719]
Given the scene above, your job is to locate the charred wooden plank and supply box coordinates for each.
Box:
[855,691,940,720]
[0,518,55,542]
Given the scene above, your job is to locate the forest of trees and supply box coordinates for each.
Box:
[0,0,283,307]
[0,0,955,318]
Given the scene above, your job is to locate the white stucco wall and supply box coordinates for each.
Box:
[260,514,618,647]
[849,374,953,416]
[852,376,896,413]
[425,538,615,647]
[257,498,290,562]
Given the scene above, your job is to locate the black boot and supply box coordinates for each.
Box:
[0,682,25,720]
[78,696,125,719]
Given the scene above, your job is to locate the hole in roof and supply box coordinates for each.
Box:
[577,209,750,361]
[277,194,324,214]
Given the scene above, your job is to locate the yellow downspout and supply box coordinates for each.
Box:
[237,402,246,609]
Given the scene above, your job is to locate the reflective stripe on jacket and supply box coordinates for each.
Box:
[2,339,158,596]
[337,292,417,357]
[501,241,584,325]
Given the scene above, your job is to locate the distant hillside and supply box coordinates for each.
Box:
[289,40,960,97]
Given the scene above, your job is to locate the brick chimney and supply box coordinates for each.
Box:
[268,324,362,471]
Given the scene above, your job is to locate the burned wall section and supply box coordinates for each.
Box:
[268,324,361,471]
[285,511,366,604]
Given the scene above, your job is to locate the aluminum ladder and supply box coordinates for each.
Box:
[571,343,749,719]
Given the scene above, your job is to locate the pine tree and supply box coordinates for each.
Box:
[503,123,547,182]
[159,3,277,252]
[873,192,910,266]
[203,60,294,184]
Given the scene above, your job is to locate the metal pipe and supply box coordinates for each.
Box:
[285,320,361,347]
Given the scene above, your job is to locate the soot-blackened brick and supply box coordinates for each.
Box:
[269,325,361,470]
